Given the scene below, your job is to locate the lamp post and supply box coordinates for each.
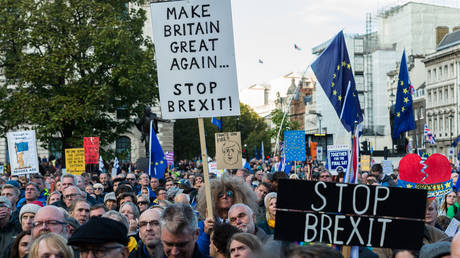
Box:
[449,113,454,146]
[318,114,322,134]
[390,91,395,154]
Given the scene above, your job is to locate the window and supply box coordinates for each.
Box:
[434,91,437,105]
[445,88,448,103]
[451,63,455,77]
[445,65,448,79]
[436,26,449,46]
[451,86,455,101]
[116,136,131,163]
[420,107,424,119]
[427,70,431,82]
[439,67,442,80]
[439,88,443,102]
[434,69,437,81]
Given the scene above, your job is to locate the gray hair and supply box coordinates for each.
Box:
[120,201,140,219]
[228,203,253,217]
[1,184,20,197]
[160,203,198,234]
[61,174,77,186]
[103,210,129,231]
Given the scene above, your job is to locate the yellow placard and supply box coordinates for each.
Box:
[65,148,85,175]
[361,155,371,172]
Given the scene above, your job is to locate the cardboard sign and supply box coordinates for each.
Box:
[150,0,240,119]
[275,179,427,249]
[83,137,99,164]
[327,145,349,175]
[361,155,370,172]
[65,148,85,175]
[284,130,306,162]
[7,130,39,175]
[215,132,242,169]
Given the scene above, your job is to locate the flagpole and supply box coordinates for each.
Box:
[198,118,214,218]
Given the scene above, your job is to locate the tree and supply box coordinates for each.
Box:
[0,0,157,162]
[269,108,300,146]
[174,103,270,161]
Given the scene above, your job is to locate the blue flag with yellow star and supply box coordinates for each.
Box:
[392,50,416,139]
[149,120,167,179]
[311,31,363,132]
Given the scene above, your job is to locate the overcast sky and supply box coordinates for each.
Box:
[230,0,460,90]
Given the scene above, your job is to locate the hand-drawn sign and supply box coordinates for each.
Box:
[215,132,242,169]
[83,137,99,164]
[7,130,40,175]
[65,148,86,175]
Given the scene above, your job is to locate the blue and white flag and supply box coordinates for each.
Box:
[149,121,167,179]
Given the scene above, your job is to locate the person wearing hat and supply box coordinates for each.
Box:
[104,192,118,210]
[0,196,21,252]
[68,216,130,258]
[19,203,41,232]
[419,241,450,258]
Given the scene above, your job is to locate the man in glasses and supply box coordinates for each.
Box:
[319,170,332,182]
[130,208,163,258]
[0,196,21,251]
[68,216,130,258]
[32,205,70,239]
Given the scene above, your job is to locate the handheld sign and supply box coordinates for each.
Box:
[327,144,349,175]
[83,137,99,164]
[7,130,40,175]
[150,0,240,119]
[275,179,427,249]
[215,132,242,169]
[284,130,306,162]
[65,148,86,175]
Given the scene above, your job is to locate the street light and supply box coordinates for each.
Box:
[449,113,454,143]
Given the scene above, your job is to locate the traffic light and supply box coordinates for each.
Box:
[361,141,368,153]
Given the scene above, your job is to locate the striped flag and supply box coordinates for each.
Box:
[424,124,436,144]
[345,127,359,184]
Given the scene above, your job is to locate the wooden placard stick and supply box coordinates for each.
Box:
[198,118,213,218]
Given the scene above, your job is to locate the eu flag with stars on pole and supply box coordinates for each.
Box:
[311,31,363,132]
[149,120,167,179]
[392,50,416,139]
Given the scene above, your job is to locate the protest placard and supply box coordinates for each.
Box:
[361,155,370,172]
[382,160,393,175]
[83,137,99,164]
[7,130,39,175]
[275,179,427,249]
[327,145,349,175]
[65,148,85,175]
[284,130,305,162]
[150,0,240,119]
[215,132,242,169]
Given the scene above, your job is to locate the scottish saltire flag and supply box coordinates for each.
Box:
[452,135,460,147]
[424,124,436,144]
[392,50,416,139]
[294,44,302,51]
[98,156,104,172]
[211,117,222,131]
[149,120,167,179]
[311,31,363,132]
[345,127,359,184]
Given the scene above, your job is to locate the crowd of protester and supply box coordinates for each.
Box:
[0,156,459,258]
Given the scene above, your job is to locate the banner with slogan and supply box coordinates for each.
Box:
[284,130,305,162]
[7,130,40,175]
[275,179,427,250]
[83,137,99,164]
[150,0,240,119]
[215,132,242,169]
[327,144,349,175]
[65,148,85,175]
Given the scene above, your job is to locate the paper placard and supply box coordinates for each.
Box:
[65,148,85,175]
[84,137,99,164]
[215,132,242,169]
[7,130,40,175]
[361,155,371,172]
[327,144,349,175]
[150,0,240,119]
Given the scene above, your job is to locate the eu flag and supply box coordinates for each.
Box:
[392,50,416,139]
[311,31,363,132]
[149,120,167,179]
[212,117,223,131]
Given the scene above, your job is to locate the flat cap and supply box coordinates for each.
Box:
[68,217,128,246]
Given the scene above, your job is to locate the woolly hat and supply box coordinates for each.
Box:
[68,217,128,246]
[104,192,116,203]
[19,204,41,222]
[419,241,450,258]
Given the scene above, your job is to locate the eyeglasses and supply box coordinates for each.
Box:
[218,190,233,199]
[94,188,103,190]
[320,175,331,178]
[64,193,79,199]
[32,220,67,228]
[138,220,160,228]
[76,245,124,258]
[127,178,136,181]
[137,201,149,205]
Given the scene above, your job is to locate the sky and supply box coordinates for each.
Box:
[230,0,460,90]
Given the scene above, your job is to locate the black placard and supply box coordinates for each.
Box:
[277,179,427,219]
[275,179,427,249]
